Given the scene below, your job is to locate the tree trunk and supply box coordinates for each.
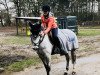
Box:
[0,18,4,27]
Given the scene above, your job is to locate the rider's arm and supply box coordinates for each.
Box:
[44,17,53,34]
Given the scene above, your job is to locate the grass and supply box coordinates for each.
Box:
[79,26,100,29]
[0,28,100,45]
[78,28,100,51]
[0,35,42,72]
[7,56,41,72]
[0,36,31,45]
[78,29,100,36]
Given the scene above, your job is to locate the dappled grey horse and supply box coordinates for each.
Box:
[29,22,79,75]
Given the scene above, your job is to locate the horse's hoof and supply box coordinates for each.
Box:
[72,71,76,75]
[64,72,68,75]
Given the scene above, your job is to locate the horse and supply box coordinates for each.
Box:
[29,21,78,75]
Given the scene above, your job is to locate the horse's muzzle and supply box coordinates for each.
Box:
[32,46,39,50]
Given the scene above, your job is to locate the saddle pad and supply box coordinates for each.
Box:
[57,29,79,53]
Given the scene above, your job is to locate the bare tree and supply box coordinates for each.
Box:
[6,0,100,23]
[0,10,4,26]
[0,0,11,26]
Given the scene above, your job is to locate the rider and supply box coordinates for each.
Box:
[40,5,62,54]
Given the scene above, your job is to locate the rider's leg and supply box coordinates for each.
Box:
[51,28,58,54]
[51,28,63,54]
[52,28,64,55]
[51,28,58,44]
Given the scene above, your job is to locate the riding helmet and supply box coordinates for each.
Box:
[42,5,50,12]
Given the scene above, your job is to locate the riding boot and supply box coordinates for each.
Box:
[51,45,60,55]
[51,45,56,55]
[56,38,64,55]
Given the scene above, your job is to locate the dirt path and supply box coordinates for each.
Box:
[10,53,100,75]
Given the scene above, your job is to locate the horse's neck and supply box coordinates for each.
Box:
[41,34,52,47]
[40,34,53,53]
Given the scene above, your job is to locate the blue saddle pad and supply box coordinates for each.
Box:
[57,29,79,53]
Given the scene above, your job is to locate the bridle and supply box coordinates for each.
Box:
[31,34,45,50]
[29,21,45,50]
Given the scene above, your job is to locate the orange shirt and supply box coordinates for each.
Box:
[41,16,58,34]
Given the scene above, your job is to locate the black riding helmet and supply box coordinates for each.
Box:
[42,5,50,12]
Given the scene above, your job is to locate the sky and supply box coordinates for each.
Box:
[0,3,14,9]
[0,0,16,18]
[0,0,14,10]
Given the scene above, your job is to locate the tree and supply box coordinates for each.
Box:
[0,0,11,26]
[9,0,100,22]
[0,10,4,26]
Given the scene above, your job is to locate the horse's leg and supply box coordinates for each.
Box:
[43,56,51,75]
[64,53,70,75]
[38,53,51,75]
[71,49,76,74]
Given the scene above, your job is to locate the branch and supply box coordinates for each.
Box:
[0,1,7,9]
[69,0,77,8]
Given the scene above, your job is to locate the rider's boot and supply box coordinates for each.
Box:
[51,45,56,55]
[55,38,64,55]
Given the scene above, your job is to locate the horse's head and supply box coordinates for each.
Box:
[29,21,42,37]
[29,21,44,50]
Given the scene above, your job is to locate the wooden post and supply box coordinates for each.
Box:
[16,18,19,35]
[25,20,28,36]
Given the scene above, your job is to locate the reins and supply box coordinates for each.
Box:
[31,34,45,47]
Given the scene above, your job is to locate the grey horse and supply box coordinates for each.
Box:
[29,22,79,75]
